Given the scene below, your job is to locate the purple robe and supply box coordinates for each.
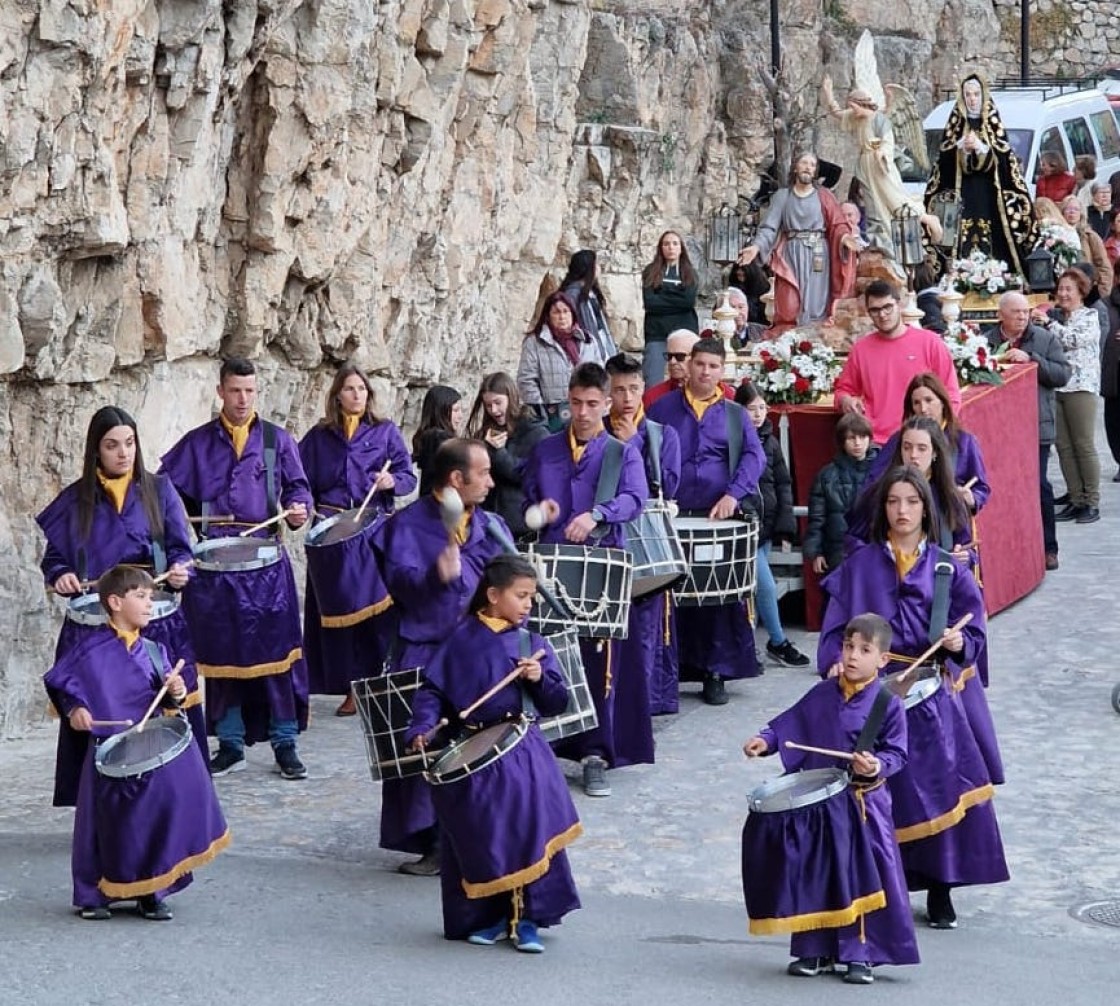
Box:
[44,628,229,908]
[647,391,765,682]
[406,617,581,939]
[298,419,415,694]
[370,498,511,852]
[747,679,920,967]
[522,428,648,765]
[36,475,207,796]
[819,544,1009,891]
[160,416,313,743]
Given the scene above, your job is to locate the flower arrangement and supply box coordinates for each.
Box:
[743,332,841,405]
[1035,221,1082,271]
[942,321,1003,386]
[947,250,1023,296]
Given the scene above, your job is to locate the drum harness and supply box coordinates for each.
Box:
[199,419,280,539]
[848,687,892,819]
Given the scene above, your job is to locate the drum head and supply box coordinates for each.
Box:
[95,717,191,778]
[193,538,280,570]
[748,767,849,813]
[427,720,526,784]
[307,509,381,547]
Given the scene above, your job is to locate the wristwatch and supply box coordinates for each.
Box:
[590,507,605,524]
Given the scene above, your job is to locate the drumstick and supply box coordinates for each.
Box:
[458,650,547,720]
[238,509,295,537]
[152,560,194,586]
[353,460,393,526]
[960,477,978,491]
[136,660,185,733]
[187,514,235,524]
[784,740,855,762]
[90,719,133,728]
[418,717,449,748]
[46,578,99,595]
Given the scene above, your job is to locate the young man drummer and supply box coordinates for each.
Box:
[605,353,683,749]
[371,438,510,875]
[647,338,766,704]
[521,362,649,797]
[160,357,314,780]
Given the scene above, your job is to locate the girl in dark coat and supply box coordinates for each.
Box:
[468,372,549,538]
[641,230,699,387]
[413,386,464,496]
[735,383,809,667]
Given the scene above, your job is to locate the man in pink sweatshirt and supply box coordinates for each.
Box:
[834,280,961,444]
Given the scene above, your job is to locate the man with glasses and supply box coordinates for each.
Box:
[644,329,735,408]
[834,280,961,444]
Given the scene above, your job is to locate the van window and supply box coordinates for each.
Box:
[1063,117,1097,159]
[1035,126,1068,180]
[1090,109,1120,160]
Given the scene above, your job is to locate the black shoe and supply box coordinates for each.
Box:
[1054,504,1083,522]
[843,962,874,985]
[398,851,441,877]
[1054,492,1070,506]
[926,884,958,929]
[786,956,833,977]
[1045,553,1059,571]
[273,744,307,780]
[581,755,612,797]
[77,906,111,921]
[766,639,811,667]
[137,896,173,921]
[1075,506,1100,524]
[702,673,728,706]
[209,745,246,776]
[1113,469,1120,483]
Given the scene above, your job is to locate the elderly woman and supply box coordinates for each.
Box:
[1060,196,1113,298]
[1035,268,1102,523]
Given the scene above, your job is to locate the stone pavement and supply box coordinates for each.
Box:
[2,448,1119,1005]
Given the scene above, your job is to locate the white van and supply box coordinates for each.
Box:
[901,82,1120,197]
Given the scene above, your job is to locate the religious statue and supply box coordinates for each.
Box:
[923,73,1037,276]
[738,151,860,333]
[821,31,942,273]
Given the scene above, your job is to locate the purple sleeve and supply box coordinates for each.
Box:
[277,433,314,511]
[659,424,682,499]
[958,432,991,512]
[41,540,73,587]
[405,681,446,742]
[728,407,766,500]
[757,726,779,754]
[944,561,987,677]
[157,475,194,567]
[871,697,908,778]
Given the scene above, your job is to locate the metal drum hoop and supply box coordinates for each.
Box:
[65,589,181,627]
[424,718,529,787]
[192,537,281,572]
[747,766,850,814]
[94,716,192,779]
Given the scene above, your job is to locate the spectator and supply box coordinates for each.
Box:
[1086,181,1114,240]
[412,385,463,495]
[641,230,699,388]
[1060,197,1113,298]
[1035,151,1076,203]
[560,249,617,361]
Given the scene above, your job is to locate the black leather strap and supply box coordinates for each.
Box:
[644,419,664,494]
[928,547,955,646]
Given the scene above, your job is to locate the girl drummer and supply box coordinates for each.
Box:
[298,363,416,715]
[36,406,205,789]
[405,554,582,953]
[818,467,1009,931]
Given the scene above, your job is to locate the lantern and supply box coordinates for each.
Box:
[707,203,742,265]
[928,191,960,250]
[890,204,925,270]
[1024,246,1056,293]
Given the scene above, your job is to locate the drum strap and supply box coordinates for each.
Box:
[643,420,664,494]
[76,546,88,583]
[593,436,625,506]
[141,637,165,684]
[261,419,279,520]
[484,513,572,621]
[725,402,744,482]
[517,627,538,719]
[853,686,892,754]
[927,548,956,646]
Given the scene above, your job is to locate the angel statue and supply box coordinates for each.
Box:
[821,31,942,272]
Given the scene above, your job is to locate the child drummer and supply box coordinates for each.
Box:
[741,613,919,985]
[406,554,582,953]
[43,565,230,921]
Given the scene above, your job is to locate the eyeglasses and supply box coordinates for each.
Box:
[663,352,689,362]
[866,303,897,316]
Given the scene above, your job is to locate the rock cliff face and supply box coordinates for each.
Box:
[0,0,1111,731]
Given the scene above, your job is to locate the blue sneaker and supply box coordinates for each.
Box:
[467,921,509,946]
[514,919,544,953]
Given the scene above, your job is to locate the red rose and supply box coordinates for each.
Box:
[797,340,814,354]
[759,350,771,361]
[764,357,781,372]
[794,376,811,394]
[977,347,987,363]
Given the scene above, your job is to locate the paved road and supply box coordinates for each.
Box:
[2,455,1118,1005]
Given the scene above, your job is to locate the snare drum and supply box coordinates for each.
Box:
[673,516,758,607]
[624,498,688,599]
[66,588,180,628]
[535,627,598,743]
[352,669,447,781]
[424,719,529,786]
[741,768,886,935]
[304,509,390,627]
[192,537,281,572]
[523,543,633,639]
[95,716,192,779]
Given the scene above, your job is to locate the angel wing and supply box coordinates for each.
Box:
[885,83,930,174]
[852,30,886,111]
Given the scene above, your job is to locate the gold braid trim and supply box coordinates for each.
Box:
[748,890,887,936]
[97,828,232,899]
[460,822,583,900]
[199,647,302,680]
[895,783,995,844]
[319,594,394,629]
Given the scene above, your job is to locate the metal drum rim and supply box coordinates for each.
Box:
[192,537,281,571]
[65,589,181,627]
[424,718,529,786]
[748,766,850,813]
[94,717,191,779]
[305,508,383,549]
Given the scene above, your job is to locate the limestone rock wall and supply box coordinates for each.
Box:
[0,0,1070,732]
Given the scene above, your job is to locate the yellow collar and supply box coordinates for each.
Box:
[684,385,722,421]
[341,413,361,441]
[96,470,133,513]
[219,411,256,459]
[609,404,645,428]
[433,489,472,545]
[567,425,603,464]
[888,533,924,579]
[839,673,879,702]
[477,612,515,633]
[111,623,141,651]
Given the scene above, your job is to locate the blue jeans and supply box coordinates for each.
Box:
[754,543,786,646]
[215,706,299,753]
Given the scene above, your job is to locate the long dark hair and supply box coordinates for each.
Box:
[468,554,539,614]
[559,250,610,326]
[869,465,940,545]
[412,385,461,455]
[528,290,583,338]
[901,372,961,448]
[641,230,697,289]
[321,363,382,429]
[467,372,530,438]
[889,417,968,535]
[78,406,163,541]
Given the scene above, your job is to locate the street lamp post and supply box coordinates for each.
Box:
[770,0,780,74]
[1021,0,1030,85]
